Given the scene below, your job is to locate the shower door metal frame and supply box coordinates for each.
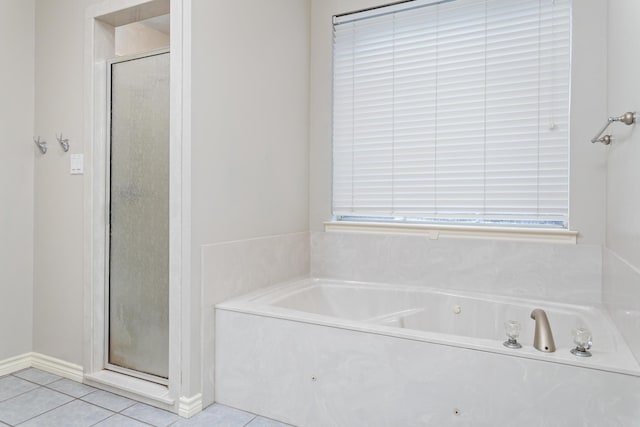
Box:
[104,48,170,386]
[84,0,193,413]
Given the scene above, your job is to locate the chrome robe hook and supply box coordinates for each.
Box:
[33,136,47,154]
[56,133,70,152]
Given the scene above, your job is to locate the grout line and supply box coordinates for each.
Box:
[42,378,97,399]
[0,390,35,405]
[88,413,116,427]
[10,396,84,426]
[11,370,61,388]
[79,395,137,414]
[88,412,155,427]
[242,415,258,427]
[0,375,47,403]
[117,401,139,413]
[4,376,290,427]
[5,372,169,427]
[2,371,256,427]
[10,374,57,388]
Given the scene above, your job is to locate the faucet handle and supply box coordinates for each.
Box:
[570,327,592,357]
[503,320,522,349]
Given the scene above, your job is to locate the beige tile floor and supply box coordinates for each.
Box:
[0,369,291,427]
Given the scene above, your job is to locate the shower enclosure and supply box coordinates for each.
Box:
[107,50,170,382]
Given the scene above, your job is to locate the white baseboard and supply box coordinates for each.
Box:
[0,352,83,382]
[31,353,84,382]
[178,393,203,418]
[0,353,32,377]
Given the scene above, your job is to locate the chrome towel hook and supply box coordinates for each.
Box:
[591,111,636,145]
[56,133,70,152]
[33,136,47,154]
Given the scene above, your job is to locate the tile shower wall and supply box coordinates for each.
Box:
[202,232,310,406]
[604,0,640,367]
[311,231,602,305]
[603,249,640,364]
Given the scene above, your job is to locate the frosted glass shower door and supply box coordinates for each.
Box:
[108,51,170,380]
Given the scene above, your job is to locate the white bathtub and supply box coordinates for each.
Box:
[215,278,640,426]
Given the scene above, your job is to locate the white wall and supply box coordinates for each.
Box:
[115,20,169,56]
[603,0,640,364]
[191,0,310,245]
[0,0,35,361]
[191,0,311,405]
[33,0,101,366]
[309,0,608,245]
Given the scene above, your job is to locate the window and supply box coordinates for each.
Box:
[332,0,571,228]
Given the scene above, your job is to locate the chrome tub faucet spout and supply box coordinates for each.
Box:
[530,309,556,353]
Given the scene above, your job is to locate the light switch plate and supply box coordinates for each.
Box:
[70,154,84,175]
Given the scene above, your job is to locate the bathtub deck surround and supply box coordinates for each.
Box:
[215,278,640,426]
[218,278,640,376]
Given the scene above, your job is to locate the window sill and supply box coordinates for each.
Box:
[324,221,578,244]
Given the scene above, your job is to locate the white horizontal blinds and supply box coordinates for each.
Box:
[332,0,571,226]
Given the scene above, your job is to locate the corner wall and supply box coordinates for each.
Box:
[0,0,35,362]
[32,0,102,366]
[191,0,311,405]
[603,0,640,364]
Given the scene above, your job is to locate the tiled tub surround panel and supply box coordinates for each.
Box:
[202,232,310,304]
[201,231,310,405]
[215,309,640,427]
[311,231,602,305]
[603,248,640,364]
